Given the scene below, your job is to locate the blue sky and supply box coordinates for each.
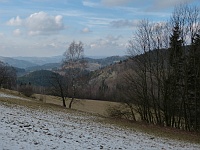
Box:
[0,0,199,57]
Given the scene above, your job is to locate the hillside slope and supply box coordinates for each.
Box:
[0,95,199,149]
[17,70,59,87]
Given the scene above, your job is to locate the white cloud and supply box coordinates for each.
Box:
[101,0,131,6]
[150,0,196,10]
[13,29,21,36]
[82,1,99,7]
[89,35,123,49]
[110,19,139,28]
[7,16,22,26]
[85,17,114,27]
[85,35,126,56]
[60,9,90,18]
[81,27,92,33]
[26,12,64,35]
[83,0,132,7]
[0,32,4,37]
[7,12,65,36]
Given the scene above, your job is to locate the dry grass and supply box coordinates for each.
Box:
[0,89,70,113]
[0,88,21,96]
[0,89,200,144]
[99,118,200,144]
[33,93,120,116]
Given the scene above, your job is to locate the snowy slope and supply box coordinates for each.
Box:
[0,93,29,101]
[0,102,200,149]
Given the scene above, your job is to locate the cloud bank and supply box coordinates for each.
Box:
[110,20,139,28]
[7,16,22,26]
[7,12,64,36]
[13,29,22,36]
[101,0,131,6]
[150,0,196,10]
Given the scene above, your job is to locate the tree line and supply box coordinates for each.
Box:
[119,4,200,131]
[0,61,16,89]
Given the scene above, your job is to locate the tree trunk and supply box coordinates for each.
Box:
[62,97,66,107]
[69,97,74,109]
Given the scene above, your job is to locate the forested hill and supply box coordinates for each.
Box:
[17,70,59,87]
[85,56,127,67]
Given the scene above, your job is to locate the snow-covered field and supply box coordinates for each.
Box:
[0,92,29,101]
[0,98,200,149]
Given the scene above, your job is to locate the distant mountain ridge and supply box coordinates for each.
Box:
[26,63,61,72]
[13,55,64,66]
[0,56,37,69]
[0,55,127,71]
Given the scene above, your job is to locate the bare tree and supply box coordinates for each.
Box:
[124,3,200,131]
[62,41,87,109]
[18,82,33,97]
[126,19,172,124]
[48,72,68,107]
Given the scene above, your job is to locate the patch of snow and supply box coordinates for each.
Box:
[0,93,29,101]
[0,103,199,150]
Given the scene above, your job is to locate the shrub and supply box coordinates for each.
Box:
[18,83,34,97]
[107,105,133,120]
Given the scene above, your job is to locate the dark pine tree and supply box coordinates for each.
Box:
[165,23,185,128]
[187,32,200,131]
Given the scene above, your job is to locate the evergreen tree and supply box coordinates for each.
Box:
[166,23,185,128]
[169,23,183,67]
[187,32,200,130]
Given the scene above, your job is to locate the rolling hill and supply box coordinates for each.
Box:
[0,56,37,69]
[17,70,59,87]
[0,55,127,72]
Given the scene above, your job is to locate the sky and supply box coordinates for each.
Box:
[0,0,199,57]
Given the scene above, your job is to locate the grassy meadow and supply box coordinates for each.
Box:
[33,93,120,116]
